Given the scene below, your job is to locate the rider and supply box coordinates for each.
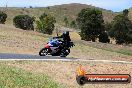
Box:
[53,31,71,48]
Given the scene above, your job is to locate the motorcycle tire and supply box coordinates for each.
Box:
[39,48,48,56]
[60,53,66,57]
[60,49,70,57]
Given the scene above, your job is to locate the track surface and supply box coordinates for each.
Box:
[0,53,76,60]
[0,53,132,64]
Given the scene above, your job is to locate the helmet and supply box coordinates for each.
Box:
[63,31,69,36]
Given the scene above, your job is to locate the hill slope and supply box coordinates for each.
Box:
[0,24,50,54]
[0,24,132,88]
[0,24,131,60]
[128,8,132,21]
[0,3,117,25]
[49,3,117,23]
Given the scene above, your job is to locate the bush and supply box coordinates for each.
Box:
[63,16,69,27]
[109,9,132,44]
[76,8,104,42]
[36,13,56,35]
[99,31,110,43]
[13,15,35,30]
[0,11,7,24]
[70,20,77,28]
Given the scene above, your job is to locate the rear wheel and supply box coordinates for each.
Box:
[60,53,66,57]
[39,48,49,56]
[60,49,70,57]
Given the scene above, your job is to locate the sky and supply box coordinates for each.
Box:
[0,0,132,12]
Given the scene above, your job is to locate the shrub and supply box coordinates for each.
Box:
[99,31,110,43]
[0,11,7,24]
[63,16,69,27]
[76,8,104,42]
[13,15,35,30]
[70,20,77,28]
[109,9,132,44]
[36,13,56,35]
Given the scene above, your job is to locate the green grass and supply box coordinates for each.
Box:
[116,49,132,56]
[0,62,62,88]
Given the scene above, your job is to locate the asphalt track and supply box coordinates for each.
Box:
[0,53,132,64]
[0,53,76,60]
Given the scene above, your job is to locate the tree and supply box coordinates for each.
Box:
[123,9,129,16]
[36,13,56,35]
[99,31,110,43]
[109,9,132,44]
[29,6,33,8]
[70,20,77,28]
[63,16,69,27]
[76,8,104,42]
[39,13,47,20]
[46,7,50,9]
[13,15,35,30]
[104,22,112,32]
[0,11,7,24]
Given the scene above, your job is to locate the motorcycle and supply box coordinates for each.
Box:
[39,38,75,57]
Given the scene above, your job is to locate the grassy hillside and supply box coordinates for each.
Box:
[0,3,132,88]
[4,60,132,88]
[128,8,132,21]
[49,3,117,23]
[0,3,117,25]
[0,61,62,88]
[0,24,131,61]
[0,17,132,88]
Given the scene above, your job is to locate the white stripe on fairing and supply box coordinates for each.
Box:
[0,58,132,64]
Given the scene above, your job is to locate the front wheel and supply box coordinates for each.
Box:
[39,48,49,56]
